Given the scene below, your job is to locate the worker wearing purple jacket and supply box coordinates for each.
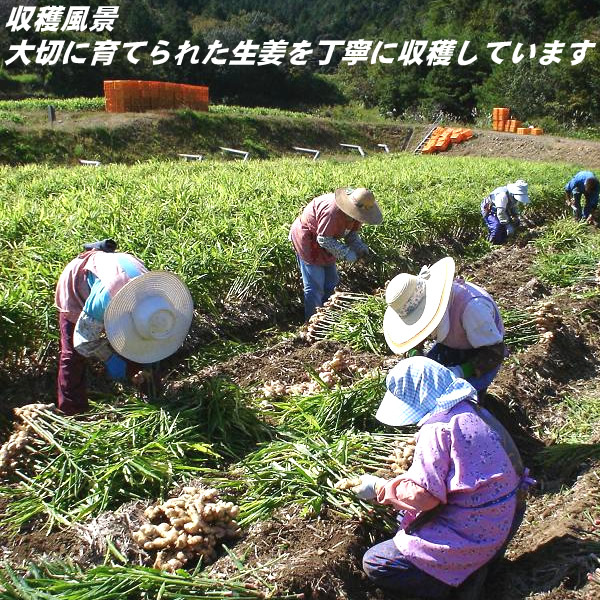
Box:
[348,356,533,599]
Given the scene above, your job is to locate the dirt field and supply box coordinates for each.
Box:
[2,231,600,600]
[444,129,600,169]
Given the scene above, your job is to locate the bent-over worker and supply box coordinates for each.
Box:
[289,187,382,321]
[55,240,193,415]
[481,180,530,244]
[383,257,506,395]
[565,170,598,224]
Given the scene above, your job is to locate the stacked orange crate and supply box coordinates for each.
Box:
[434,128,452,152]
[450,128,464,143]
[114,80,125,113]
[173,83,184,108]
[103,81,115,112]
[531,128,544,135]
[150,81,162,110]
[139,80,151,111]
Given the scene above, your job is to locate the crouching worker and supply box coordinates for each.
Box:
[55,240,194,415]
[289,187,382,321]
[353,357,533,599]
[481,180,530,244]
[383,257,506,397]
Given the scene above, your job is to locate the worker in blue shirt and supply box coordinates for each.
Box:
[565,171,599,224]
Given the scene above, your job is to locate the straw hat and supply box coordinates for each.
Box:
[506,180,530,204]
[383,257,455,355]
[334,187,382,225]
[104,271,194,364]
[376,356,477,426]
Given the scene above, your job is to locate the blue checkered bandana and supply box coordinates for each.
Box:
[377,356,478,427]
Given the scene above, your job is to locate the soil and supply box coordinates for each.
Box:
[444,129,600,169]
[2,234,600,600]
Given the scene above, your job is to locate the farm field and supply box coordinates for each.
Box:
[1,150,600,600]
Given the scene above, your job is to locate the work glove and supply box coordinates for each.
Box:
[105,353,127,381]
[506,223,516,237]
[345,249,358,263]
[351,474,386,500]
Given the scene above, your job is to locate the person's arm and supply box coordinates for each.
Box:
[495,193,510,224]
[450,299,505,378]
[376,476,440,512]
[316,235,357,261]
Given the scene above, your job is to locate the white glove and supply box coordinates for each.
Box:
[448,365,464,378]
[506,223,516,236]
[351,474,386,500]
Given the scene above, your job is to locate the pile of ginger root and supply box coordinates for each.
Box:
[132,486,241,572]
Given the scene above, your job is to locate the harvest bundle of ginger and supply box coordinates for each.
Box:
[132,486,241,572]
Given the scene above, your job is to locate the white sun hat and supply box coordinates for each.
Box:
[376,356,477,427]
[104,271,194,364]
[506,179,530,204]
[383,256,455,355]
[334,187,382,225]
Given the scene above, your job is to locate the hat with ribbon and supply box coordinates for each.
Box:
[383,256,455,355]
[334,187,382,225]
[104,271,194,363]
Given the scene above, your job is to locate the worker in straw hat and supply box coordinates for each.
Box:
[344,356,533,599]
[564,170,599,224]
[481,179,530,244]
[289,187,382,321]
[55,240,193,415]
[383,257,507,396]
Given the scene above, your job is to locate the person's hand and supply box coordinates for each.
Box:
[105,354,127,381]
[351,474,386,500]
[345,249,358,263]
[131,369,152,387]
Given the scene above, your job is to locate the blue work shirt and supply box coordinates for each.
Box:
[565,171,599,207]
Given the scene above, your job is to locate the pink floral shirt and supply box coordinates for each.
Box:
[378,400,521,586]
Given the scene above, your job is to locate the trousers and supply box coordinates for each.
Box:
[296,255,339,321]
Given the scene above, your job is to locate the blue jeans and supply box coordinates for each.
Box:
[297,256,339,321]
[571,192,597,220]
[481,198,507,244]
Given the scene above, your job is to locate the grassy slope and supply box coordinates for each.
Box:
[0,108,414,165]
[0,154,575,357]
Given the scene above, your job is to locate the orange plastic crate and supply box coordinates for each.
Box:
[531,128,543,135]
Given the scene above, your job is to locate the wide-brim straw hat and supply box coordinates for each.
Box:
[334,187,382,225]
[105,271,194,364]
[383,257,455,355]
[507,179,530,204]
